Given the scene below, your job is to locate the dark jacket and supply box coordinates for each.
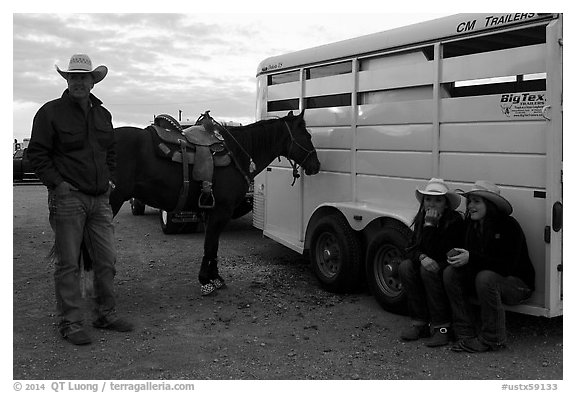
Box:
[464,215,535,290]
[408,210,465,269]
[28,90,115,195]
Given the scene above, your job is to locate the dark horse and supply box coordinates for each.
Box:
[106,110,320,295]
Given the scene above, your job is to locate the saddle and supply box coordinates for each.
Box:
[152,112,231,211]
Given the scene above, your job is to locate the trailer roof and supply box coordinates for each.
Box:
[257,13,557,76]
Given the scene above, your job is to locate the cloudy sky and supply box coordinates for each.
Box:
[12,10,454,143]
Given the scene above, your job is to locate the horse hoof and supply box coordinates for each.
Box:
[211,278,226,290]
[200,283,216,296]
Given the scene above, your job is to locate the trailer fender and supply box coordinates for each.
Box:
[304,202,414,250]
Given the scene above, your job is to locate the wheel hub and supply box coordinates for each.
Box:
[323,246,337,260]
[317,235,340,276]
[375,249,402,296]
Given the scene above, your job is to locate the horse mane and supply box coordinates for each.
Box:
[220,116,291,175]
[224,116,285,132]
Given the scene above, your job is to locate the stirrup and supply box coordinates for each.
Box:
[198,191,215,209]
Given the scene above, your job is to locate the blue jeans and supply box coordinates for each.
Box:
[48,189,117,329]
[443,266,532,346]
[398,259,451,327]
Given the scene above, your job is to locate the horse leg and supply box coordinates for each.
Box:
[199,256,225,296]
[198,209,232,296]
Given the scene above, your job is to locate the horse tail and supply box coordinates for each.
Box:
[47,240,93,272]
[47,243,57,264]
[47,237,94,298]
[81,240,92,271]
[79,239,94,297]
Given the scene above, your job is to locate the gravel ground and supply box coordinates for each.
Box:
[12,184,563,383]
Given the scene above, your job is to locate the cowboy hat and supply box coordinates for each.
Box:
[459,180,513,215]
[55,54,108,84]
[415,178,461,210]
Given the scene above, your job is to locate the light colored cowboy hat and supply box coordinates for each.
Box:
[55,54,108,84]
[459,180,513,215]
[415,178,461,210]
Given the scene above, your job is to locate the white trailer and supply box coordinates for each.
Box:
[253,13,562,317]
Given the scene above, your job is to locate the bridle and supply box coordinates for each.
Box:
[284,120,316,186]
[214,116,316,186]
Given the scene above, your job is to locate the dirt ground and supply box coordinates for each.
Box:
[13,184,563,381]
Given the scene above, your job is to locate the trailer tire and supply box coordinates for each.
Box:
[231,198,253,219]
[365,221,412,314]
[130,198,146,216]
[310,214,362,293]
[159,210,198,234]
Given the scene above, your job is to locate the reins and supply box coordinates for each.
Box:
[215,116,316,187]
[210,119,252,187]
[283,120,316,186]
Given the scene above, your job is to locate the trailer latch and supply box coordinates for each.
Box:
[552,201,563,232]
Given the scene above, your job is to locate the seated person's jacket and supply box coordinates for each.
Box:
[464,215,535,291]
[407,211,465,270]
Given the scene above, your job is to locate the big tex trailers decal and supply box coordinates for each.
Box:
[456,13,538,33]
[499,92,546,118]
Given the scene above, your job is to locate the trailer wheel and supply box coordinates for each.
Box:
[231,198,253,219]
[310,214,362,293]
[183,221,199,233]
[365,222,412,314]
[130,198,145,215]
[159,210,198,234]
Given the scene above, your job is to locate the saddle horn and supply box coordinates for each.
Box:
[196,110,215,133]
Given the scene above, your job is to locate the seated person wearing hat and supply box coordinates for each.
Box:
[444,181,535,353]
[398,178,464,347]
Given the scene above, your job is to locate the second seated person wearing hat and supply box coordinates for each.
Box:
[444,181,535,353]
[398,178,464,347]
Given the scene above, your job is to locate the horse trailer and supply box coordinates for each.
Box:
[252,13,563,318]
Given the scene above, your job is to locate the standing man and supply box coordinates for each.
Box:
[28,54,133,346]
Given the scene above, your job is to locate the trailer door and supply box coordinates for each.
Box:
[263,163,304,252]
[544,16,563,316]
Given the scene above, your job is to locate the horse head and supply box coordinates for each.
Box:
[282,110,321,176]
